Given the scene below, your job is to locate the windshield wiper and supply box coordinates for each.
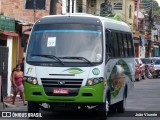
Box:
[31,54,64,65]
[59,56,94,66]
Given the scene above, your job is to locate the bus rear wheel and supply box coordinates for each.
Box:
[117,91,127,113]
[117,98,126,113]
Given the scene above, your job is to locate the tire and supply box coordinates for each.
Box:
[98,102,108,120]
[108,91,117,113]
[109,104,117,113]
[98,92,111,120]
[117,91,126,113]
[117,98,126,113]
[28,102,39,119]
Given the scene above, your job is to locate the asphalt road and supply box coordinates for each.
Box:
[1,78,160,120]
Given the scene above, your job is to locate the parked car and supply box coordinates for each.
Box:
[152,59,160,78]
[135,58,146,81]
[152,57,159,63]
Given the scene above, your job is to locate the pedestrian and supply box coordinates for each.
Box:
[12,64,26,105]
[10,68,16,93]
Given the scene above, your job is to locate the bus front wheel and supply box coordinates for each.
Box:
[28,102,40,119]
[98,103,108,120]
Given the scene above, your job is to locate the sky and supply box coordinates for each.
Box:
[155,0,160,6]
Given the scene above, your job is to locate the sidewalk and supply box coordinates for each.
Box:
[3,96,22,102]
[0,96,24,110]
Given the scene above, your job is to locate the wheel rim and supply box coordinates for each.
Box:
[106,100,109,112]
[123,97,126,109]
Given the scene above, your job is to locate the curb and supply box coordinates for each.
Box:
[4,102,17,108]
[0,102,25,109]
[0,102,4,109]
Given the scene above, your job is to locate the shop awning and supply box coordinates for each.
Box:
[2,31,19,37]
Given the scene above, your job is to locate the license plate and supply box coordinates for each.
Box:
[53,88,69,94]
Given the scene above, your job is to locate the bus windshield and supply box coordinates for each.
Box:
[27,23,103,65]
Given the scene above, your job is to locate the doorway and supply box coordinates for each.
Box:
[0,46,9,97]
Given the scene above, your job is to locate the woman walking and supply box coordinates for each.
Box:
[12,64,26,105]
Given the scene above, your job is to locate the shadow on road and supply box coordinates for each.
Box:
[40,111,107,120]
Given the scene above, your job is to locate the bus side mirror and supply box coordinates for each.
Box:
[21,28,32,47]
[21,34,27,47]
[21,28,32,52]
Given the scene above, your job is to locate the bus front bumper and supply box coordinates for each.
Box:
[24,82,104,103]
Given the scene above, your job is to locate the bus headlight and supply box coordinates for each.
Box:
[86,77,104,86]
[24,77,38,85]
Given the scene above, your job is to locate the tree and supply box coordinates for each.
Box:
[141,0,160,15]
[154,9,160,16]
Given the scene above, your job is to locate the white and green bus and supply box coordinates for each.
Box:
[24,14,135,118]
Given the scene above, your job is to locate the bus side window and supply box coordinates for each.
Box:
[118,33,125,57]
[128,34,134,57]
[105,29,113,58]
[123,34,129,57]
[112,32,119,57]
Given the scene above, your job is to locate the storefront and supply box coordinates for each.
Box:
[0,15,19,97]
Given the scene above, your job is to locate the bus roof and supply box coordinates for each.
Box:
[37,14,131,33]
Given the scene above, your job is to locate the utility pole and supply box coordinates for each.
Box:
[148,0,153,57]
[50,0,57,15]
[136,0,140,31]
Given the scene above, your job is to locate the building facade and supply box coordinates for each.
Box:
[75,0,141,57]
[1,0,62,22]
[0,0,62,96]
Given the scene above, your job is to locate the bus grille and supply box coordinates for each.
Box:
[41,78,83,96]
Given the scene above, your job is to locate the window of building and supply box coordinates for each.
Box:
[129,5,132,19]
[91,0,96,5]
[113,2,122,10]
[0,40,7,46]
[25,0,46,10]
[76,0,83,12]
